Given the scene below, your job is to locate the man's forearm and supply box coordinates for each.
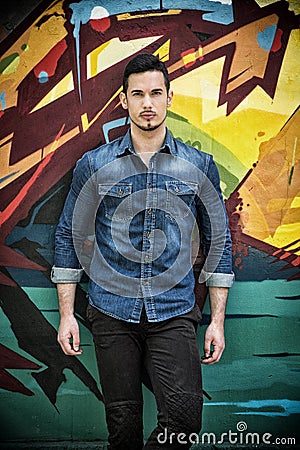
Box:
[56,283,82,355]
[208,286,229,325]
[57,283,77,317]
[202,286,229,364]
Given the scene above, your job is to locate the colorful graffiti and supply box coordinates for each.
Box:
[0,0,299,445]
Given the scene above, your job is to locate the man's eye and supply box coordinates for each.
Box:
[152,91,162,96]
[133,92,142,96]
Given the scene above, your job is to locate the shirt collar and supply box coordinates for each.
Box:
[117,128,178,157]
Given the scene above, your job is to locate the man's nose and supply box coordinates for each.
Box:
[143,94,152,108]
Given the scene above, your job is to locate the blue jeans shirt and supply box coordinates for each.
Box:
[51,129,234,322]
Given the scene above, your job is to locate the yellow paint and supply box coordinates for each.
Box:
[117,10,181,21]
[0,125,80,190]
[43,126,80,157]
[291,197,300,208]
[238,187,271,241]
[0,1,66,109]
[153,40,171,62]
[170,93,203,128]
[181,51,197,68]
[265,223,300,254]
[0,139,42,190]
[168,14,280,91]
[0,0,298,257]
[86,36,163,80]
[224,15,279,93]
[169,27,300,171]
[82,41,171,132]
[81,86,122,132]
[256,0,300,15]
[267,198,292,213]
[2,55,20,75]
[87,42,110,79]
[30,71,74,113]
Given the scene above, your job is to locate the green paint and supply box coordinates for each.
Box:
[166,111,247,197]
[1,281,299,443]
[0,53,20,75]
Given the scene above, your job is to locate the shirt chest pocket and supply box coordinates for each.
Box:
[98,183,133,222]
[165,181,198,219]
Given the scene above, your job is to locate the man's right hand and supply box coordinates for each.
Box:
[57,315,83,355]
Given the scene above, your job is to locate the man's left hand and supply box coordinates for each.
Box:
[201,322,225,365]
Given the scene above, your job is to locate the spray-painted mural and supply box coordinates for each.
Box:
[0,0,299,446]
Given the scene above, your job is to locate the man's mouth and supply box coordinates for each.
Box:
[140,112,156,120]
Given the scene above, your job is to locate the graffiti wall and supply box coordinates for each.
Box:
[0,0,299,446]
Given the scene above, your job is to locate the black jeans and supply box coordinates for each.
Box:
[86,304,203,450]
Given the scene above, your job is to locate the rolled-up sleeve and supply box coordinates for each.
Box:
[51,266,84,284]
[201,270,235,288]
[197,155,234,288]
[51,153,92,284]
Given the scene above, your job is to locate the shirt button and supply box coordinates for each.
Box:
[144,255,149,263]
[148,184,153,189]
[146,232,151,238]
[148,209,152,215]
[118,188,123,195]
[142,279,148,285]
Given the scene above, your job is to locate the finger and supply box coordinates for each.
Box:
[58,334,82,356]
[203,338,212,359]
[204,345,224,365]
[71,332,82,353]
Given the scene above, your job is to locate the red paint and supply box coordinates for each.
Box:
[0,272,17,286]
[0,344,41,396]
[0,343,41,369]
[90,18,110,33]
[0,152,55,227]
[55,123,65,141]
[0,245,46,271]
[181,48,196,68]
[291,256,300,267]
[279,251,291,260]
[271,28,283,52]
[34,39,67,78]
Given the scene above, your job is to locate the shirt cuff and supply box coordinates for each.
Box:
[200,271,235,288]
[51,266,84,283]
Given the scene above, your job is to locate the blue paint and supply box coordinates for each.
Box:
[6,186,63,246]
[69,0,160,103]
[205,399,300,417]
[163,0,234,25]
[102,117,130,143]
[257,24,277,51]
[0,90,6,110]
[0,171,19,184]
[69,0,233,104]
[38,71,49,83]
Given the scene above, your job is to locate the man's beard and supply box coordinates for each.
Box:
[130,113,166,132]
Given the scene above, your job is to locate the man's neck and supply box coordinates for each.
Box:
[130,125,166,155]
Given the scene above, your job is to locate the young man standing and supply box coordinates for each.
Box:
[52,54,234,449]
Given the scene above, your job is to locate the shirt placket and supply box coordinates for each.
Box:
[140,157,158,319]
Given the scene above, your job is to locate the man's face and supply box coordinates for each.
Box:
[120,70,173,133]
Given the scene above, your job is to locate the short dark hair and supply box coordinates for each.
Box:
[122,53,170,94]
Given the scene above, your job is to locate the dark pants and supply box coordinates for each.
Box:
[86,304,203,450]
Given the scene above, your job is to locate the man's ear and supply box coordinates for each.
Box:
[120,92,128,110]
[167,90,173,107]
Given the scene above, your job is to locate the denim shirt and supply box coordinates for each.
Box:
[51,129,234,322]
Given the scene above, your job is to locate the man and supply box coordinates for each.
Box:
[51,53,234,449]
